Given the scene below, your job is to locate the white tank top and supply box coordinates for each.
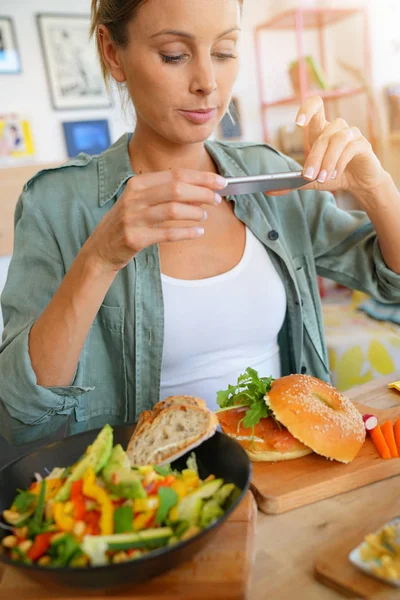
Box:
[160,227,287,411]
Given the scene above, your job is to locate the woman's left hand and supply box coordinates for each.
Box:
[293,96,387,196]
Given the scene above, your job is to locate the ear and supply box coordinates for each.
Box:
[98,25,126,83]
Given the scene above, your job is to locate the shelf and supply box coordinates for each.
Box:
[256,8,362,31]
[262,86,365,109]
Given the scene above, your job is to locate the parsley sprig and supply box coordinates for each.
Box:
[216,367,275,429]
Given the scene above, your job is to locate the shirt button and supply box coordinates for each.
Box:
[268,230,279,241]
[301,366,307,374]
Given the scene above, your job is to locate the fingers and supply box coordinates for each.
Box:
[296,96,327,148]
[335,137,371,179]
[124,170,225,211]
[303,121,360,183]
[128,168,227,195]
[124,225,205,254]
[144,180,222,209]
[135,201,208,228]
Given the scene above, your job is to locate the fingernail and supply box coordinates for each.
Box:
[296,114,306,126]
[195,227,205,236]
[214,193,222,204]
[317,170,328,183]
[331,170,337,180]
[202,211,208,221]
[304,167,315,180]
[216,175,227,188]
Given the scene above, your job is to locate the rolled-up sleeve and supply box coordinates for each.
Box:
[278,153,400,303]
[300,187,400,302]
[0,186,93,445]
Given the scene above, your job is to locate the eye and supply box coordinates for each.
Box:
[213,53,237,60]
[160,54,186,64]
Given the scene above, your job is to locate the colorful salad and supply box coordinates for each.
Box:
[1,425,239,568]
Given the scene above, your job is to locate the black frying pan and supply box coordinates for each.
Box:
[0,426,251,590]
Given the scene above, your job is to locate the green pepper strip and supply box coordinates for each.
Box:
[32,480,47,529]
[114,505,134,534]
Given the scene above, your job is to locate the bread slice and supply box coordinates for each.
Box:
[152,395,208,413]
[127,399,218,466]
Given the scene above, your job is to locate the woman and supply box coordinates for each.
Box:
[1,0,400,446]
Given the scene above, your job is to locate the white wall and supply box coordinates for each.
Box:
[0,0,129,164]
[1,0,400,160]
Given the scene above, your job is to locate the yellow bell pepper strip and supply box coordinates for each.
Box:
[83,468,114,535]
[53,502,74,532]
[29,479,63,500]
[133,496,160,513]
[133,510,156,531]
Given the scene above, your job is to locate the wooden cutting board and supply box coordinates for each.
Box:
[251,401,400,514]
[314,489,400,599]
[0,491,257,600]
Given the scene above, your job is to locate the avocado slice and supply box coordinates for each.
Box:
[106,527,173,551]
[102,444,146,499]
[177,479,224,525]
[55,424,113,502]
[214,483,236,506]
[200,499,224,528]
[81,528,173,564]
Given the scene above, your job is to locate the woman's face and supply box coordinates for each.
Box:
[112,0,241,144]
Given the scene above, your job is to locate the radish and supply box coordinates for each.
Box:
[363,414,378,432]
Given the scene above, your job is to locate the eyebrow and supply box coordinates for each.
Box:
[151,26,241,40]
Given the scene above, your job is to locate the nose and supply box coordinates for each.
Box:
[189,53,217,96]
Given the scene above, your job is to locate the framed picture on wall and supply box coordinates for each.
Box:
[216,97,243,141]
[0,17,21,74]
[0,114,35,163]
[62,119,111,157]
[36,13,111,110]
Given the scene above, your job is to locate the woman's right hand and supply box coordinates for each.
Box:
[84,169,227,272]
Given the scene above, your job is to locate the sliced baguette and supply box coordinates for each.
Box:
[152,395,208,413]
[127,402,218,466]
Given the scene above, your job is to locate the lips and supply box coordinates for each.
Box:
[178,108,217,125]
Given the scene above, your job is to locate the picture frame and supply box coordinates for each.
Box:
[62,119,111,157]
[0,114,35,163]
[36,13,111,110]
[0,17,21,74]
[217,97,243,141]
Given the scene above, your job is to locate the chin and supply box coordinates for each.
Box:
[168,123,218,145]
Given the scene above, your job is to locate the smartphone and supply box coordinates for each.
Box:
[216,170,311,196]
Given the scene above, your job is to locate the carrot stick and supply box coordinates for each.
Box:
[394,418,400,456]
[369,425,391,459]
[381,420,399,458]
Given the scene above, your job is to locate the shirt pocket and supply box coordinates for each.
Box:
[293,255,330,375]
[74,304,128,423]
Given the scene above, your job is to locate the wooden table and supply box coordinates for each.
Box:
[249,374,400,600]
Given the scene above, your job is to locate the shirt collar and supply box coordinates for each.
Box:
[98,133,134,207]
[97,134,249,207]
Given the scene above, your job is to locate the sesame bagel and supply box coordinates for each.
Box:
[265,374,366,463]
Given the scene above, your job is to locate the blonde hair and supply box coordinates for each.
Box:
[90,0,243,84]
[90,0,147,83]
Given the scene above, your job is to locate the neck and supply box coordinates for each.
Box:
[128,120,216,175]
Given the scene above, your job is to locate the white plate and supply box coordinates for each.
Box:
[349,517,400,588]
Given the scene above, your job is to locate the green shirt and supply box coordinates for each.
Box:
[1,133,400,446]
